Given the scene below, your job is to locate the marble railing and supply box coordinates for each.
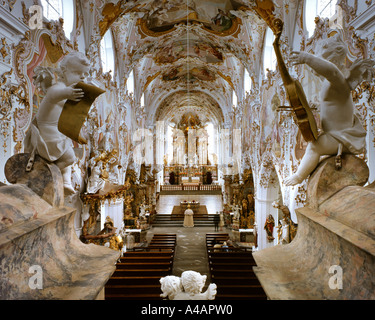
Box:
[0,154,120,300]
[253,154,375,300]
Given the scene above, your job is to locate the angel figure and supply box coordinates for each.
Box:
[285,33,374,186]
[160,275,183,300]
[25,52,90,193]
[173,271,217,300]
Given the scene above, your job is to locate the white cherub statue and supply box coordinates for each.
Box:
[25,52,90,193]
[160,275,183,300]
[285,33,374,186]
[160,271,217,300]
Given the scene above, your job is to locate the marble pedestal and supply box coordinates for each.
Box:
[0,154,120,300]
[253,155,375,299]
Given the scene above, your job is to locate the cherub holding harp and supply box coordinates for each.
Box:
[285,33,374,186]
[25,52,90,193]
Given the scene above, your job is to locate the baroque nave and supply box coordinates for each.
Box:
[0,0,375,301]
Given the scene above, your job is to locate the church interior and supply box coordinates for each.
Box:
[0,0,375,301]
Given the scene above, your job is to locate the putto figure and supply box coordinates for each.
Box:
[25,52,90,193]
[160,271,217,300]
[285,33,374,186]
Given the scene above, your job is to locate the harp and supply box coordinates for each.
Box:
[58,82,105,144]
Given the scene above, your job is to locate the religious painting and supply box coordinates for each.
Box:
[154,40,223,65]
[162,65,216,82]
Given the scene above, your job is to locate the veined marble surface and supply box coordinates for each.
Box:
[253,155,375,300]
[0,154,120,300]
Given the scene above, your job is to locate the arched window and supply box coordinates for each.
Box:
[41,0,74,39]
[232,90,237,108]
[140,93,145,108]
[263,27,276,75]
[305,0,337,37]
[207,123,217,165]
[100,30,115,74]
[317,0,336,18]
[127,70,134,95]
[243,68,252,94]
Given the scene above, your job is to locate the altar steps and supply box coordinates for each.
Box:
[152,214,217,227]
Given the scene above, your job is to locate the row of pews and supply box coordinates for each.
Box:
[105,233,177,300]
[206,233,268,300]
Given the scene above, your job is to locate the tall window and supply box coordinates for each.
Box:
[263,27,276,75]
[232,90,237,108]
[41,0,74,39]
[318,0,336,18]
[140,93,145,108]
[207,123,217,165]
[167,125,173,165]
[127,69,134,95]
[243,68,252,94]
[100,30,115,74]
[305,0,337,37]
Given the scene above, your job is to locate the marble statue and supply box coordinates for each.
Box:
[87,151,105,194]
[160,275,183,300]
[272,201,297,243]
[280,219,290,244]
[233,204,240,220]
[25,52,90,193]
[160,271,217,300]
[285,33,375,186]
[139,201,147,220]
[264,214,275,241]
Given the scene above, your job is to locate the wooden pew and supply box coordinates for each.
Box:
[105,249,175,300]
[211,275,261,286]
[152,233,177,239]
[113,268,171,277]
[123,249,174,256]
[119,256,172,263]
[116,262,172,269]
[149,240,176,247]
[105,284,162,296]
[206,233,229,237]
[106,276,161,286]
[147,244,176,249]
[207,247,267,300]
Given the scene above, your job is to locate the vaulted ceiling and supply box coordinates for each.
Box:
[104,0,270,127]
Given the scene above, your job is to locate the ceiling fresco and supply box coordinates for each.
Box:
[162,65,217,82]
[144,0,235,32]
[153,39,224,65]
